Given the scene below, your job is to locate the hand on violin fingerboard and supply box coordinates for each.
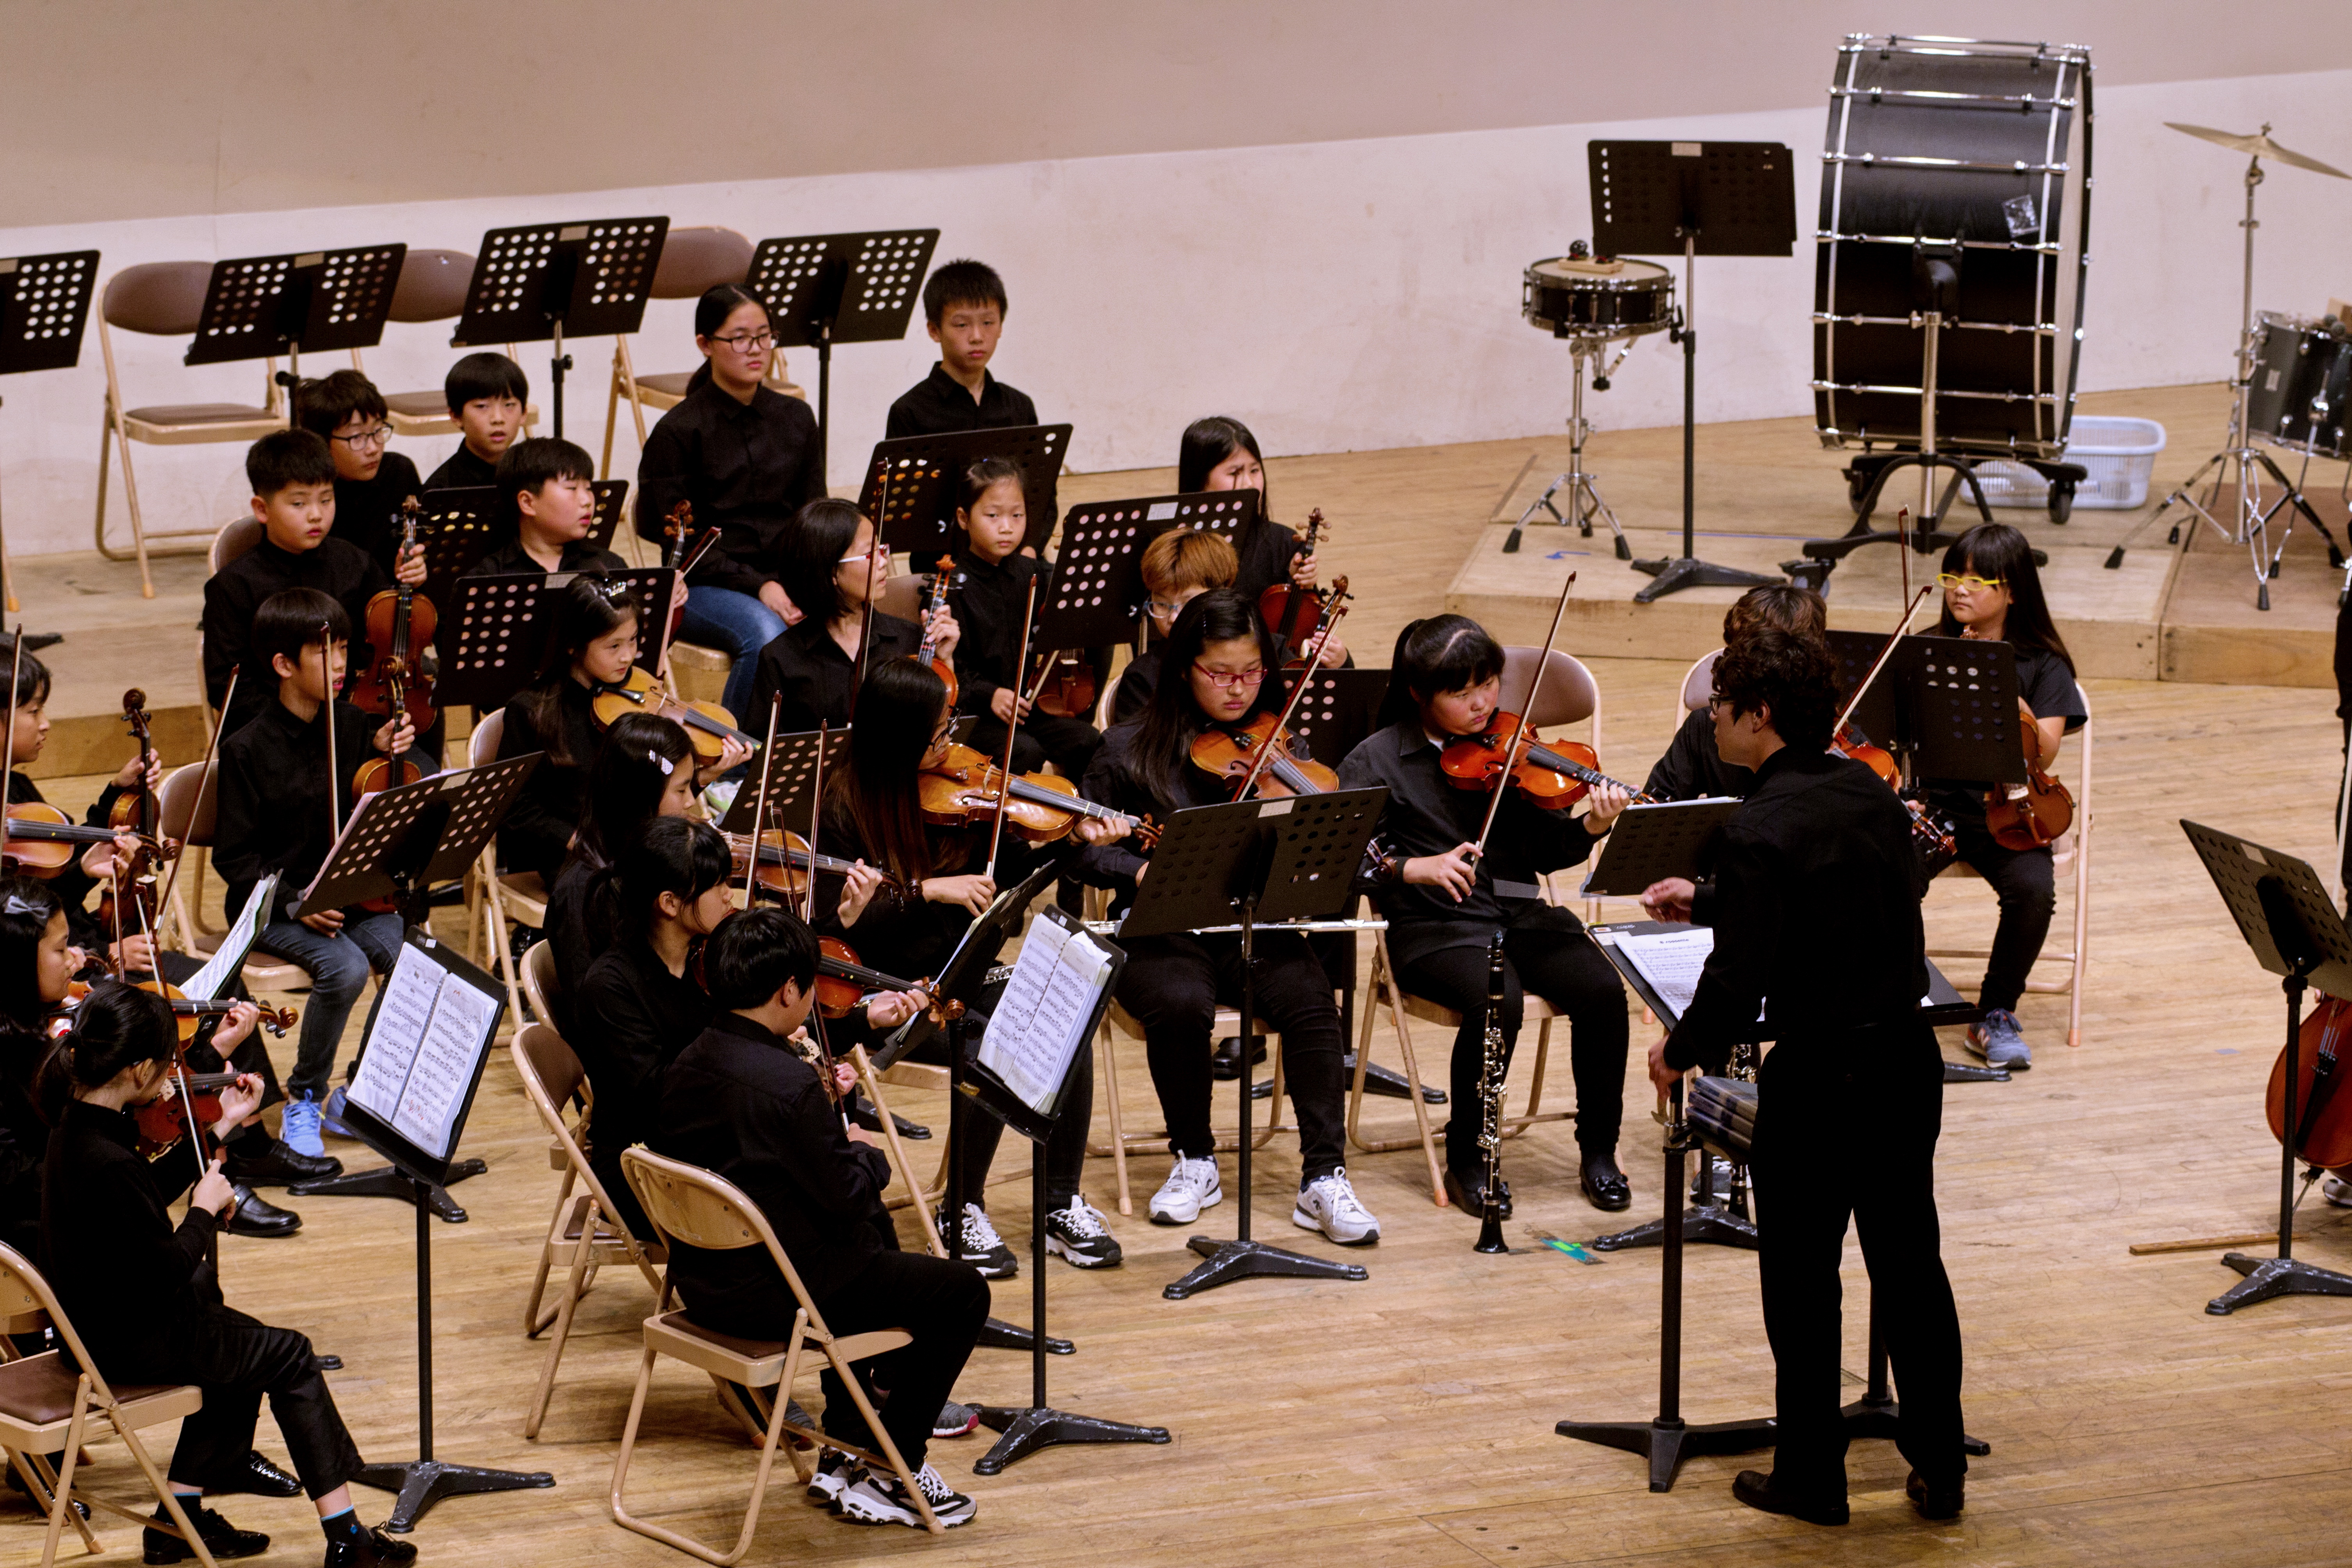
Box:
[114,747,163,793]
[372,713,416,759]
[394,541,429,587]
[1288,549,1320,590]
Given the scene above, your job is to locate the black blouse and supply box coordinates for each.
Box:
[748,613,922,738]
[41,1098,217,1377]
[332,451,425,582]
[495,678,604,882]
[574,938,715,1168]
[636,378,825,599]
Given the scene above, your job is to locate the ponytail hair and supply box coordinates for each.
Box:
[34,979,175,1125]
[597,816,731,948]
[1375,615,1505,731]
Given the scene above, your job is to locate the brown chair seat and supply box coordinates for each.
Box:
[0,1351,193,1429]
[635,371,697,399]
[650,1311,790,1364]
[120,402,280,428]
[383,390,452,419]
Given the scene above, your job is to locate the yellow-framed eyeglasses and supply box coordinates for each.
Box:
[1936,572,2005,592]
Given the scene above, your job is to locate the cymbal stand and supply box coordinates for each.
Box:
[1504,334,1634,559]
[2104,135,2342,607]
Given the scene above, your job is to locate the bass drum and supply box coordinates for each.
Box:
[1523,257,1675,339]
[2246,312,2352,459]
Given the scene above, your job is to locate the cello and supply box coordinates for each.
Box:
[2270,996,2352,1176]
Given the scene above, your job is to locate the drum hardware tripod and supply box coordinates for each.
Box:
[2104,124,2347,608]
[1504,334,1634,559]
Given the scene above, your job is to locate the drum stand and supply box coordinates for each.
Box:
[1504,335,1632,558]
[2103,142,2343,607]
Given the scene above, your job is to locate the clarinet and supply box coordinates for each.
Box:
[1473,927,1510,1254]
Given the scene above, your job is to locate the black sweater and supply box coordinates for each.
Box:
[201,538,388,740]
[495,679,603,882]
[212,696,388,923]
[41,1099,217,1378]
[636,378,825,599]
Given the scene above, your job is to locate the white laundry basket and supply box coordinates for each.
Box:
[1975,416,2167,511]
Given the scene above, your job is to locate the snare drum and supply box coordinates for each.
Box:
[1523,257,1675,340]
[2246,311,2352,459]
[1686,1074,1757,1161]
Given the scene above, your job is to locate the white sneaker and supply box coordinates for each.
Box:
[1043,1195,1124,1267]
[2325,1175,2352,1210]
[805,1447,860,1507]
[1147,1156,1223,1226]
[838,1462,976,1529]
[1293,1167,1380,1245]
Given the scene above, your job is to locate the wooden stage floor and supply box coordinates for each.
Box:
[11,412,2352,1568]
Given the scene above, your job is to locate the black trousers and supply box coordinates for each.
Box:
[143,1309,362,1501]
[1395,913,1629,1170]
[811,1249,988,1472]
[1115,930,1346,1178]
[1950,817,2054,1016]
[961,710,1102,782]
[1750,1026,1965,1497]
[939,1043,1094,1212]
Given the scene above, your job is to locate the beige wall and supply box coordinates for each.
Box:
[9,0,2352,226]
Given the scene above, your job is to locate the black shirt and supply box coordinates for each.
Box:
[946,547,1047,717]
[885,363,1037,440]
[457,536,625,581]
[748,613,922,738]
[1645,707,1754,802]
[1338,721,1603,968]
[0,1025,48,1260]
[333,452,425,581]
[201,537,389,739]
[1920,637,2086,830]
[816,798,1049,988]
[1110,646,1164,727]
[1230,518,1308,606]
[576,938,715,1175]
[496,679,602,882]
[652,1011,895,1318]
[42,1099,217,1378]
[1073,718,1240,898]
[542,853,609,1041]
[1663,746,1929,1074]
[424,443,500,492]
[213,696,388,923]
[636,378,825,599]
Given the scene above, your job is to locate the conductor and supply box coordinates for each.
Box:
[1639,628,1966,1527]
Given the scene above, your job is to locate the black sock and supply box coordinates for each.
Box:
[321,1507,365,1541]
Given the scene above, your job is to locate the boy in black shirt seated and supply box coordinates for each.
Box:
[214,589,421,1159]
[459,437,626,580]
[202,431,426,741]
[885,260,1035,439]
[296,369,422,581]
[652,906,985,1530]
[423,352,527,491]
[947,458,1098,780]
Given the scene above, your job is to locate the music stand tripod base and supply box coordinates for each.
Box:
[1591,1151,1757,1251]
[356,1458,553,1534]
[1163,1233,1370,1300]
[1628,556,1784,604]
[2208,1251,2352,1315]
[977,1319,1074,1356]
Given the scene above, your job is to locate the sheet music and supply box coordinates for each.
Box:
[180,873,277,1001]
[1606,928,1719,1021]
[347,942,499,1162]
[979,917,1116,1113]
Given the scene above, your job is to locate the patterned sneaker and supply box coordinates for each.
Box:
[805,1447,860,1507]
[1966,1009,2031,1069]
[280,1094,325,1160]
[939,1203,1016,1279]
[1293,1167,1380,1245]
[1148,1155,1223,1226]
[1043,1195,1123,1267]
[838,1463,976,1529]
[932,1399,980,1439]
[320,1085,355,1138]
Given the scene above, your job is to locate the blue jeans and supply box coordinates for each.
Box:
[678,585,786,722]
[260,911,406,1097]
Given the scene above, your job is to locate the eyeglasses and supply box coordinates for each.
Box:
[1936,572,2005,592]
[838,543,889,565]
[1146,599,1185,619]
[1192,663,1268,691]
[709,330,775,353]
[330,426,392,450]
[1705,691,1732,712]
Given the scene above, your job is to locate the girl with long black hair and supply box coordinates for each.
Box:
[1925,522,2086,1069]
[1176,417,1346,666]
[1337,615,1635,1218]
[1075,589,1379,1244]
[748,497,957,736]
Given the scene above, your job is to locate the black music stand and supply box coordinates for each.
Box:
[957,905,1172,1471]
[1590,140,1794,604]
[1042,491,1263,652]
[435,567,674,716]
[286,755,538,1222]
[1577,800,1741,900]
[1276,666,1386,769]
[2180,822,2352,1316]
[185,245,406,423]
[585,479,629,551]
[748,230,938,473]
[0,249,97,627]
[1119,791,1387,1299]
[715,727,849,836]
[453,218,669,440]
[335,929,555,1529]
[861,425,1073,558]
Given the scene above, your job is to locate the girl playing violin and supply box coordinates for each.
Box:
[750,498,958,738]
[818,658,1126,1274]
[1075,589,1380,1245]
[1924,522,2085,1071]
[0,880,84,1260]
[1337,615,1635,1218]
[36,981,414,1568]
[1178,416,1347,666]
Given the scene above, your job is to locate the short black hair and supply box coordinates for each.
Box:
[444,351,529,416]
[495,437,594,531]
[702,905,820,1012]
[1382,614,1505,730]
[293,369,388,439]
[0,637,52,710]
[245,429,336,497]
[923,259,1007,326]
[252,588,350,671]
[1712,625,1838,752]
[957,455,1025,516]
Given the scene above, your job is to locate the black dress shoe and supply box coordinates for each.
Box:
[144,1503,269,1563]
[1906,1468,1964,1520]
[223,1185,301,1238]
[1731,1468,1848,1527]
[324,1522,417,1567]
[1443,1165,1513,1221]
[213,1450,301,1499]
[845,1092,929,1140]
[1580,1151,1632,1212]
[224,1137,342,1185]
[1210,1035,1269,1080]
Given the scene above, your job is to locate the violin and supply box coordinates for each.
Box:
[106,688,160,839]
[1032,647,1097,721]
[135,1071,242,1161]
[918,743,1152,846]
[591,665,759,766]
[1188,714,1339,799]
[729,829,903,903]
[2271,995,2352,1176]
[3,804,158,878]
[349,498,440,735]
[1828,723,1958,874]
[1438,712,1647,811]
[660,502,721,649]
[1256,508,1327,646]
[812,937,931,1021]
[913,556,959,708]
[1985,707,2074,852]
[95,832,165,945]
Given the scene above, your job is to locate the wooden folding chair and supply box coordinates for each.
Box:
[0,1243,219,1568]
[462,708,543,1029]
[612,1149,941,1557]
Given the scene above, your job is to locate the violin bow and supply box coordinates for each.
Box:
[742,694,784,906]
[804,720,829,927]
[1832,584,1936,742]
[853,469,892,701]
[984,575,1039,882]
[319,622,342,851]
[1233,586,1350,802]
[1,617,20,815]
[151,662,238,948]
[1471,570,1575,861]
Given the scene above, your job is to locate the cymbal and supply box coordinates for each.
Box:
[2166,121,2350,179]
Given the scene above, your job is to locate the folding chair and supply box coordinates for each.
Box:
[154,761,309,996]
[612,1148,941,1557]
[0,1243,219,1568]
[513,1023,666,1439]
[1668,648,1719,737]
[94,261,287,598]
[462,708,542,1029]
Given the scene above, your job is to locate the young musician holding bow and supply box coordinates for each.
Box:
[749,499,958,737]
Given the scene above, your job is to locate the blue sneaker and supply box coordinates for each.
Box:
[321,1085,354,1139]
[1967,1009,2031,1069]
[281,1094,325,1158]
